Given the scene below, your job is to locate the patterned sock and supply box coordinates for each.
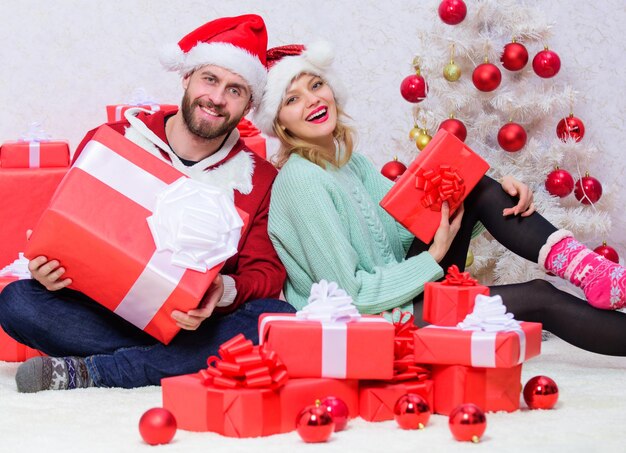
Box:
[15,356,94,393]
[539,230,626,310]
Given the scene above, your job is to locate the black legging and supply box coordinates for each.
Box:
[409,175,626,356]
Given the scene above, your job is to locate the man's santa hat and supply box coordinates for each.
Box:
[253,41,347,137]
[160,14,268,109]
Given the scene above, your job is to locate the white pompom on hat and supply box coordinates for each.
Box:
[160,14,268,109]
[252,41,347,137]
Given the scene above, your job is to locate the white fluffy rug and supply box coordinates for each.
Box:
[1,335,625,453]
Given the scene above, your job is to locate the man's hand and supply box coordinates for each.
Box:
[501,175,536,217]
[171,274,225,330]
[28,256,73,291]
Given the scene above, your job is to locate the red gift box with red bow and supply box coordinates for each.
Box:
[380,129,489,243]
[423,265,490,326]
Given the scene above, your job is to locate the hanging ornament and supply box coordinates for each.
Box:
[416,129,433,150]
[500,38,529,71]
[523,376,559,410]
[409,124,422,141]
[556,114,585,142]
[472,59,502,92]
[532,46,561,78]
[400,57,428,103]
[594,241,620,263]
[438,115,467,142]
[381,157,407,181]
[574,173,602,204]
[545,167,574,198]
[438,0,467,25]
[497,121,527,152]
[443,44,462,82]
[320,396,350,432]
[465,249,474,267]
[296,400,335,443]
[138,408,177,446]
[448,403,487,442]
[394,393,431,430]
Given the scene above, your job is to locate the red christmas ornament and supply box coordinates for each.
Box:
[501,40,529,71]
[497,122,527,152]
[394,393,431,430]
[545,167,574,198]
[556,114,585,142]
[472,62,502,92]
[574,173,602,204]
[296,401,335,443]
[400,71,428,103]
[381,157,407,181]
[320,396,350,432]
[448,403,487,442]
[438,0,467,25]
[523,375,559,410]
[594,241,620,263]
[532,47,561,78]
[438,117,467,142]
[138,408,177,446]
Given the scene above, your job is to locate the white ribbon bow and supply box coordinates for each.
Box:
[19,122,51,142]
[146,178,243,272]
[0,253,31,279]
[296,280,361,323]
[128,87,158,106]
[457,294,521,332]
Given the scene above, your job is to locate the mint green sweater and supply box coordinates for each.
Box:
[268,152,447,315]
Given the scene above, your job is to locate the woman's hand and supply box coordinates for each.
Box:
[501,175,535,217]
[428,202,464,262]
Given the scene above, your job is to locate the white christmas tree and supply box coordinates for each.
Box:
[396,0,615,285]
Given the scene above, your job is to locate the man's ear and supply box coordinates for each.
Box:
[182,72,192,90]
[243,98,253,117]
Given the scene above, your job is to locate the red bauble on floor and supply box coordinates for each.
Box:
[138,408,177,446]
[448,403,487,442]
[320,396,350,432]
[296,402,335,443]
[523,375,559,409]
[394,393,431,430]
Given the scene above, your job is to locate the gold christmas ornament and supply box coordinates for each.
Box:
[465,249,474,267]
[409,125,421,141]
[415,130,432,150]
[443,61,461,82]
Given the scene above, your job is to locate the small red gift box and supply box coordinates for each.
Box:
[24,125,245,344]
[432,364,522,415]
[1,140,70,168]
[380,129,490,243]
[359,379,434,422]
[259,313,394,380]
[413,322,542,368]
[423,265,490,326]
[237,118,267,159]
[105,104,178,122]
[0,276,45,362]
[0,167,67,267]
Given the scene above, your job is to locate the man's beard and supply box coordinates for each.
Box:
[181,92,242,140]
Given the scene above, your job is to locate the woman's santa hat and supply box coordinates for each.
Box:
[160,14,268,109]
[253,41,347,137]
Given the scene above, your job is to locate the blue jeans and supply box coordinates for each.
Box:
[0,279,295,388]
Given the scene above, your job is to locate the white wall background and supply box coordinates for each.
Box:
[1,0,624,250]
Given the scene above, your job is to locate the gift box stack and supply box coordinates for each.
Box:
[415,265,542,415]
[162,280,435,437]
[0,122,70,361]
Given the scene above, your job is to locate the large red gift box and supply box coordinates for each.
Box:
[105,104,178,122]
[413,322,542,368]
[162,374,358,437]
[24,125,241,344]
[259,313,395,380]
[432,364,522,415]
[0,276,45,362]
[423,265,490,326]
[0,167,67,267]
[359,379,434,422]
[237,118,267,159]
[380,129,490,243]
[1,140,70,168]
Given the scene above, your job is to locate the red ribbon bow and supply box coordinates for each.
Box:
[442,264,478,286]
[236,118,261,137]
[199,334,288,390]
[388,308,431,382]
[415,165,465,212]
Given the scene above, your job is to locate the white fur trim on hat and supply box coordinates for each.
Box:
[253,41,347,136]
[160,42,267,110]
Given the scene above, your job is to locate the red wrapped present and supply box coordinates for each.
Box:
[0,167,67,267]
[431,364,522,415]
[0,276,45,362]
[0,123,70,168]
[24,125,246,344]
[359,378,434,422]
[237,118,267,159]
[380,129,490,243]
[106,89,177,122]
[161,334,359,436]
[423,265,490,326]
[414,295,542,368]
[259,281,394,379]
